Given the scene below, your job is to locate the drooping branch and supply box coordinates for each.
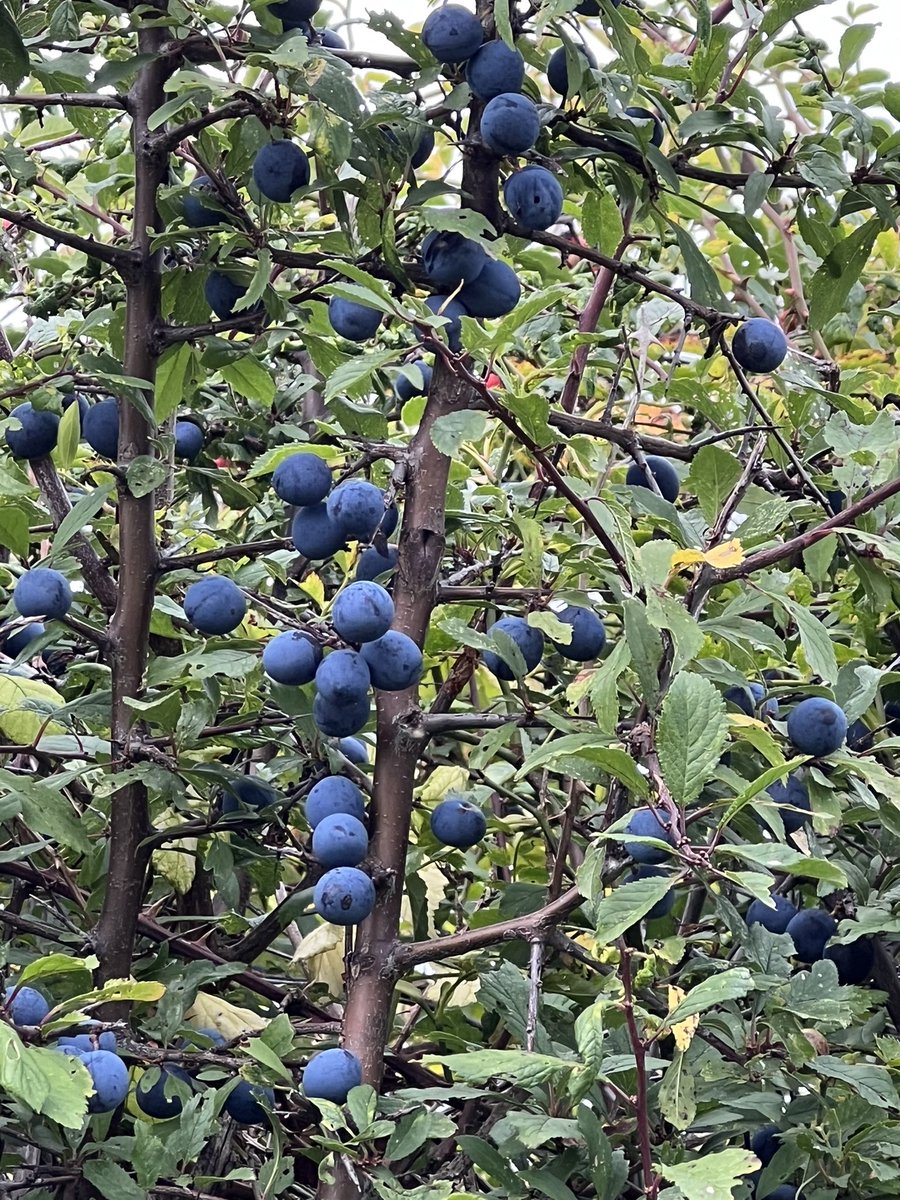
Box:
[156,95,276,152]
[0,204,133,268]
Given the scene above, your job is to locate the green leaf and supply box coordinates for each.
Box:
[0,505,29,558]
[594,874,673,945]
[812,1057,900,1109]
[623,598,663,712]
[657,673,729,805]
[686,444,742,527]
[51,482,115,556]
[666,219,730,311]
[54,978,166,1014]
[429,410,487,457]
[516,733,648,796]
[17,953,97,989]
[658,1148,760,1199]
[82,1159,146,1200]
[220,357,276,404]
[839,24,876,74]
[385,1110,456,1162]
[722,843,848,887]
[662,968,754,1028]
[764,589,838,683]
[56,398,81,469]
[0,2,28,90]
[155,343,194,423]
[808,218,880,331]
[582,189,624,257]
[244,1034,293,1082]
[658,1050,696,1130]
[0,1025,91,1128]
[432,1050,574,1089]
[127,455,168,498]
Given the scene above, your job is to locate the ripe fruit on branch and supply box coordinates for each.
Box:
[183,575,246,635]
[746,893,797,933]
[466,40,525,101]
[731,318,788,373]
[4,985,50,1025]
[135,1064,193,1118]
[328,297,383,342]
[724,681,778,718]
[5,402,59,460]
[786,697,847,757]
[220,776,280,813]
[482,616,544,681]
[273,452,332,507]
[82,397,119,458]
[785,908,837,962]
[623,807,677,864]
[316,649,371,706]
[625,455,680,503]
[765,772,811,834]
[431,796,487,848]
[1,623,45,658]
[547,43,597,96]
[327,480,392,541]
[312,812,369,867]
[503,166,564,231]
[313,691,370,737]
[174,419,203,462]
[622,106,663,148]
[205,271,257,321]
[305,776,365,828]
[396,359,433,402]
[480,93,541,156]
[84,1049,130,1113]
[625,865,675,919]
[421,4,483,64]
[750,1124,782,1167]
[424,295,468,352]
[356,545,399,581]
[825,936,874,985]
[252,141,310,202]
[332,581,395,644]
[271,0,321,29]
[302,1047,363,1104]
[337,737,368,766]
[182,175,223,227]
[291,503,347,560]
[360,630,424,691]
[549,606,606,661]
[458,258,521,318]
[421,231,488,289]
[14,568,72,621]
[313,866,376,925]
[224,1080,274,1125]
[263,631,322,685]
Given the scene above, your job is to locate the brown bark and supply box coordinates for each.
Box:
[93,24,168,983]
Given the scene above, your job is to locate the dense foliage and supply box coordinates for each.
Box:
[1,0,900,1198]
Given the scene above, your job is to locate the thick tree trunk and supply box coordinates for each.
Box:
[93,23,167,982]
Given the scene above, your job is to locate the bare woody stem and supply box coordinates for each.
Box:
[0,204,132,267]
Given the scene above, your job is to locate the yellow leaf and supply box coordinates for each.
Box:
[424,975,481,1007]
[298,572,325,610]
[415,765,469,802]
[0,673,66,744]
[400,861,447,939]
[152,809,197,895]
[670,539,744,573]
[186,992,268,1040]
[668,985,699,1051]
[703,539,744,568]
[292,924,345,998]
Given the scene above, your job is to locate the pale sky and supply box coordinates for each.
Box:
[342,1,899,74]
